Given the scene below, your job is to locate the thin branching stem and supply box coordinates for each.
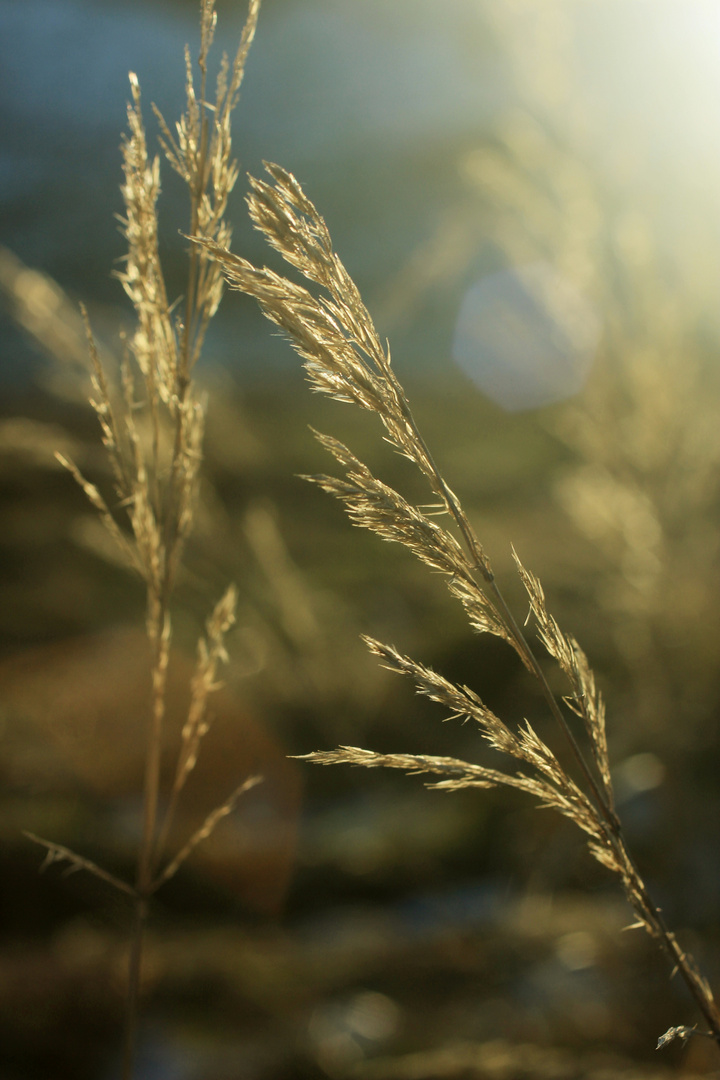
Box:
[122,897,148,1080]
[46,5,263,1078]
[138,613,168,891]
[24,833,137,897]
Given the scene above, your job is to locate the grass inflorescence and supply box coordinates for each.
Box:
[203,161,720,1053]
[23,2,263,1076]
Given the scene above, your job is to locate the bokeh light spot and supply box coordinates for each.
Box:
[452,262,600,411]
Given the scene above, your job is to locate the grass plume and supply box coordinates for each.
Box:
[203,162,720,1053]
[24,2,263,1076]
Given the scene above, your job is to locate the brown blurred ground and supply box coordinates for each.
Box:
[0,375,719,1079]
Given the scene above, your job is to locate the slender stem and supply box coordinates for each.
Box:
[155,777,182,866]
[122,45,212,1077]
[122,610,168,1080]
[138,615,168,892]
[181,46,210,381]
[122,896,149,1080]
[161,46,211,594]
[634,867,720,1040]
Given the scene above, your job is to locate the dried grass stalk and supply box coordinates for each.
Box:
[24,832,138,898]
[205,163,720,1051]
[29,4,263,1077]
[152,774,262,890]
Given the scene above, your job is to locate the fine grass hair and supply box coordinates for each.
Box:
[202,162,720,1054]
[25,2,262,1077]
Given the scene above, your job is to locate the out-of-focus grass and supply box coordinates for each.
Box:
[2,359,720,1076]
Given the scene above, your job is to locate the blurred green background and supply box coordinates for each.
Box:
[3,1,720,1078]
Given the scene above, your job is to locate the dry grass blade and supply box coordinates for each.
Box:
[304,432,509,640]
[81,305,132,499]
[55,451,139,571]
[362,637,519,756]
[155,584,239,859]
[512,546,613,803]
[299,746,512,789]
[176,583,238,794]
[117,73,177,403]
[361,637,603,841]
[24,832,138,898]
[656,1026,702,1049]
[152,774,263,890]
[298,745,598,834]
[154,0,260,372]
[0,246,113,396]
